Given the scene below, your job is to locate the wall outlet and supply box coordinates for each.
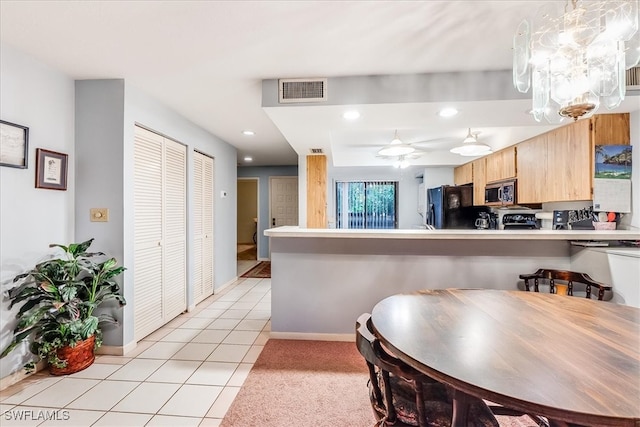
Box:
[90,208,109,222]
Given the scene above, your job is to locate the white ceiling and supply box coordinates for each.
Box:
[1,1,639,167]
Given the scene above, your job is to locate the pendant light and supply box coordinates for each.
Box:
[450,128,493,157]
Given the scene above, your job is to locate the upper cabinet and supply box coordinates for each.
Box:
[454,157,488,205]
[454,113,629,205]
[485,146,517,183]
[516,113,630,204]
[472,157,486,206]
[591,113,630,145]
[516,135,547,204]
[454,162,473,185]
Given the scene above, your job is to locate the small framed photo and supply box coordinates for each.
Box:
[0,120,29,168]
[35,148,68,190]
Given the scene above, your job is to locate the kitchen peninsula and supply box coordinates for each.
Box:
[265,226,640,340]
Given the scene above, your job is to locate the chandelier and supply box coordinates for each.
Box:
[513,0,640,122]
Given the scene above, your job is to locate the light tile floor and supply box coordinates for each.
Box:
[0,262,269,427]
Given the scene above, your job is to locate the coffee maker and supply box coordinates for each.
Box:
[475,212,497,229]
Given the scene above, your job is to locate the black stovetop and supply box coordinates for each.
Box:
[502,213,539,229]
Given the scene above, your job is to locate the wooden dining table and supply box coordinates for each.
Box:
[370,289,640,427]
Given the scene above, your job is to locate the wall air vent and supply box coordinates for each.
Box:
[279,78,327,103]
[309,148,324,154]
[626,66,640,90]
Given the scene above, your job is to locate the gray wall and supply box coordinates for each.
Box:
[0,44,76,378]
[270,237,571,335]
[1,52,239,381]
[238,165,298,259]
[76,80,239,348]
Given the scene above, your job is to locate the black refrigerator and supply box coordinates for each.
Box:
[426,185,486,229]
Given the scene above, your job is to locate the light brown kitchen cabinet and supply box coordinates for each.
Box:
[472,157,486,206]
[454,162,473,185]
[591,113,630,145]
[546,119,592,201]
[516,113,630,204]
[516,135,547,204]
[485,146,516,183]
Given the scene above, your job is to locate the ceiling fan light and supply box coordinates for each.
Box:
[392,158,410,169]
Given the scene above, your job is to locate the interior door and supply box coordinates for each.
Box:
[194,150,214,304]
[270,177,298,227]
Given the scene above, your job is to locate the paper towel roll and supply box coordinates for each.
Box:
[536,212,553,230]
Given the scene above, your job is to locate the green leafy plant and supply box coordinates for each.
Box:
[1,238,126,372]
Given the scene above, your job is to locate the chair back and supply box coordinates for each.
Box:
[519,269,612,300]
[356,313,435,426]
[356,313,502,427]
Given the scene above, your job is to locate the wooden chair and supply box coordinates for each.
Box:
[355,313,500,427]
[519,269,612,301]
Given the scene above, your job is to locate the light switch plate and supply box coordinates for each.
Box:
[90,208,109,222]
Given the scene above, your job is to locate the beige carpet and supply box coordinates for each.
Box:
[221,339,540,427]
[221,339,373,427]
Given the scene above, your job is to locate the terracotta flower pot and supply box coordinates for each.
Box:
[49,335,96,376]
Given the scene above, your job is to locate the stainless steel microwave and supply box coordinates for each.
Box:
[485,180,516,206]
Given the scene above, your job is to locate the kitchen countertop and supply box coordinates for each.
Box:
[265,226,640,241]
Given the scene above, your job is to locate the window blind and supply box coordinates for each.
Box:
[336,181,398,229]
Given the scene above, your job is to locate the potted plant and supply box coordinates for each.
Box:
[1,238,126,375]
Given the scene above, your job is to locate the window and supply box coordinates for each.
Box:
[336,181,398,229]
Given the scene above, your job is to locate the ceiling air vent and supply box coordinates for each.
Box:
[279,78,327,103]
[309,148,324,154]
[626,66,640,90]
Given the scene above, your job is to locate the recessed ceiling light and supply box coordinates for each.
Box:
[244,156,253,162]
[242,130,255,136]
[342,110,360,120]
[438,107,458,118]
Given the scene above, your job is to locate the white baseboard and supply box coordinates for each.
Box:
[258,257,270,262]
[187,303,196,312]
[215,276,238,293]
[0,361,46,391]
[97,340,136,356]
[269,332,354,342]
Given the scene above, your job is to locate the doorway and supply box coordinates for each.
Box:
[237,178,259,274]
[269,177,298,227]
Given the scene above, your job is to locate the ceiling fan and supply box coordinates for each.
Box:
[346,130,460,162]
[373,130,458,158]
[377,130,416,157]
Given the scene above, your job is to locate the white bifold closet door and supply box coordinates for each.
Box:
[133,125,187,341]
[193,151,214,304]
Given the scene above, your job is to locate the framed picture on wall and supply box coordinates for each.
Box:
[0,120,29,169]
[35,148,68,190]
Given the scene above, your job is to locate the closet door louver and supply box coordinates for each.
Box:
[193,154,204,302]
[133,127,164,340]
[203,156,214,297]
[163,139,187,320]
[133,126,187,341]
[193,151,214,304]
